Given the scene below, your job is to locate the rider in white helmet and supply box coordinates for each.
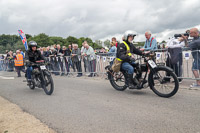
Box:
[116,30,145,89]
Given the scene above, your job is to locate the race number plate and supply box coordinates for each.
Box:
[40,65,46,70]
[148,60,157,68]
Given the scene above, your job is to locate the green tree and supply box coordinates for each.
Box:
[25,34,32,40]
[49,36,66,45]
[31,33,51,47]
[104,39,110,48]
[66,36,79,46]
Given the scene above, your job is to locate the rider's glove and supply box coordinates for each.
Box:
[143,52,150,56]
[25,60,31,66]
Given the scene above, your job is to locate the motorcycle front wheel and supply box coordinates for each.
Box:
[42,71,54,95]
[148,66,179,98]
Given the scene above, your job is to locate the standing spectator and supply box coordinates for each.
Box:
[43,46,51,70]
[14,50,24,77]
[64,44,74,74]
[0,55,4,71]
[112,37,120,48]
[81,41,88,72]
[165,35,188,82]
[83,44,96,77]
[5,50,9,71]
[140,31,157,51]
[39,47,44,55]
[49,47,57,74]
[19,49,25,58]
[56,44,64,76]
[188,28,200,87]
[72,44,82,77]
[43,46,51,58]
[108,41,117,56]
[62,46,67,54]
[7,51,14,72]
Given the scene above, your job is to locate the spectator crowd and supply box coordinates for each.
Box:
[1,28,200,87]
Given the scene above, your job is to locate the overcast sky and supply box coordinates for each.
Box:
[0,0,200,42]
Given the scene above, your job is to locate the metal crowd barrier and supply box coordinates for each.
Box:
[152,48,200,80]
[44,54,115,77]
[1,49,200,80]
[0,59,15,71]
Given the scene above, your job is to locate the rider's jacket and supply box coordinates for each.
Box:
[116,40,143,62]
[25,49,45,63]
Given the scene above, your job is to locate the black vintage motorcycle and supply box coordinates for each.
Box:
[25,60,54,95]
[105,53,179,98]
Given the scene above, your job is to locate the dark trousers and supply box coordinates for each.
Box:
[74,61,82,75]
[166,55,183,81]
[58,58,64,74]
[15,66,24,77]
[88,59,96,75]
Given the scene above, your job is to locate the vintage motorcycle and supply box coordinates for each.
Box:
[105,53,179,98]
[25,60,54,95]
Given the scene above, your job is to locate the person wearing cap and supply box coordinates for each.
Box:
[25,41,45,83]
[14,50,24,77]
[116,30,146,89]
[140,31,157,51]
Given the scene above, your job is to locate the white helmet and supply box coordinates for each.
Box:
[123,30,138,41]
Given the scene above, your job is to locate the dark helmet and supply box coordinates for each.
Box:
[28,41,37,49]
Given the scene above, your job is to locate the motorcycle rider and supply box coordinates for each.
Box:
[116,31,145,89]
[25,41,45,84]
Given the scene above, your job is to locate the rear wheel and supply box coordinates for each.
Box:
[109,71,127,91]
[148,66,179,98]
[42,71,54,95]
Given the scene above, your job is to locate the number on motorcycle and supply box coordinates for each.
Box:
[148,60,157,68]
[40,65,46,70]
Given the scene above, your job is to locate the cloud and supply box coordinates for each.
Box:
[0,0,200,42]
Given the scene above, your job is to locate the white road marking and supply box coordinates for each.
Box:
[0,76,15,80]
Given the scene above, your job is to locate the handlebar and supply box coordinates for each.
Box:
[26,60,46,66]
[35,60,44,63]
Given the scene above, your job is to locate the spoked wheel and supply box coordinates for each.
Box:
[43,72,54,95]
[148,66,179,98]
[110,71,127,91]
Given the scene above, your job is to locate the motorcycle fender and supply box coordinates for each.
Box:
[152,66,174,72]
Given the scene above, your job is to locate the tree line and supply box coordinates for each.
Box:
[0,33,104,53]
[0,33,147,54]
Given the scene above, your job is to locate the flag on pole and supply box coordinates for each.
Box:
[18,30,28,51]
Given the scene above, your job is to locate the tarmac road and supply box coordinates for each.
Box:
[0,71,200,133]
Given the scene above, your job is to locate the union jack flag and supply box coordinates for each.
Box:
[18,30,28,51]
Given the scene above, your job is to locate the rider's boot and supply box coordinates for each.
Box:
[127,74,137,89]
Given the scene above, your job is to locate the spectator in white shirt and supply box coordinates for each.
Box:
[83,44,96,77]
[165,35,188,82]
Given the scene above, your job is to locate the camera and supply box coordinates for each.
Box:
[174,33,189,38]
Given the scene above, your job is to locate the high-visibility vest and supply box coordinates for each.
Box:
[14,54,24,66]
[116,41,132,61]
